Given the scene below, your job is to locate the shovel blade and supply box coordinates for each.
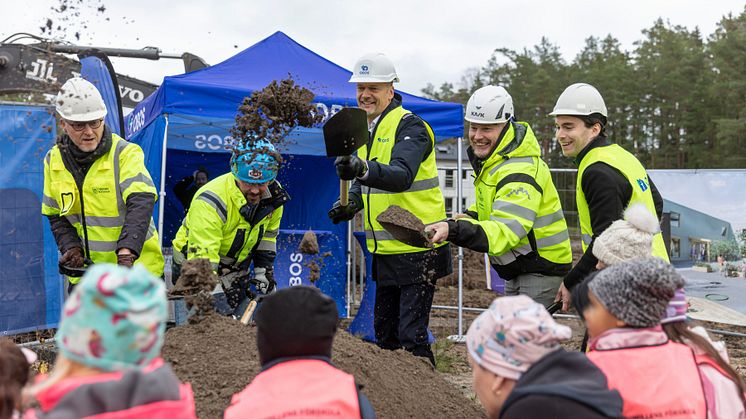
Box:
[377,219,434,249]
[323,107,368,157]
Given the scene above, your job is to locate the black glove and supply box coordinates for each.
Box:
[328,198,361,224]
[334,155,368,181]
[60,247,85,268]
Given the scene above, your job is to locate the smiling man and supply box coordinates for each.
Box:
[426,86,572,306]
[327,53,451,366]
[550,83,669,310]
[172,140,289,315]
[42,78,164,291]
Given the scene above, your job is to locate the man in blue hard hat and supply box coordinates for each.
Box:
[172,140,289,313]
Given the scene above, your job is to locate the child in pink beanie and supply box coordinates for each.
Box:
[466,295,622,418]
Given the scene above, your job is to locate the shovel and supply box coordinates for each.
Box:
[376,205,435,249]
[323,107,368,206]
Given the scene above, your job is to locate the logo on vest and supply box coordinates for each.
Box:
[60,192,74,214]
[506,187,530,200]
[377,137,390,143]
[636,178,649,192]
[92,186,111,194]
[248,169,263,180]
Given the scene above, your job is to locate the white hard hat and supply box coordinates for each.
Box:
[55,77,107,121]
[465,85,514,124]
[348,53,399,83]
[549,83,607,117]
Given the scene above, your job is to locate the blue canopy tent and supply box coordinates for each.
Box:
[126,31,463,316]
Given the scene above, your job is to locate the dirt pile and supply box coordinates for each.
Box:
[162,314,485,419]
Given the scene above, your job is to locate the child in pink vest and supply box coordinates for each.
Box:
[573,257,706,418]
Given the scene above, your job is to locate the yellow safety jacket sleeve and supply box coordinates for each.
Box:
[182,195,226,267]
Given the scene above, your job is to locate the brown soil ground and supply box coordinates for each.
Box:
[162,314,485,419]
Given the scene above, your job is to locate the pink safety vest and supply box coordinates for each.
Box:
[588,341,707,418]
[225,359,361,419]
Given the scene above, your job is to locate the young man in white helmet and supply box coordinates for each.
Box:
[550,82,668,310]
[172,140,289,314]
[42,77,164,290]
[328,53,451,365]
[427,86,573,306]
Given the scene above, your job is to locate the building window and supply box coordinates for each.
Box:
[670,212,680,228]
[461,169,468,180]
[445,170,454,188]
[445,197,453,215]
[671,238,680,258]
[461,198,467,212]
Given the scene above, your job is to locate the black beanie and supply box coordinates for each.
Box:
[255,286,339,365]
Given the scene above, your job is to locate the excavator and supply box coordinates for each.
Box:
[0,32,208,109]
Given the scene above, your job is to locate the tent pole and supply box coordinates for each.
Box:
[157,114,169,249]
[448,137,466,343]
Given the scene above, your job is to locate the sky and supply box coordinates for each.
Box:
[2,0,745,95]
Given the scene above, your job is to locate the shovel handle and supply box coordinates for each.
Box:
[240,300,258,325]
[340,180,349,207]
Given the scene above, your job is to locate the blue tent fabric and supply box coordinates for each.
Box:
[125,31,463,318]
[80,54,124,136]
[0,104,62,335]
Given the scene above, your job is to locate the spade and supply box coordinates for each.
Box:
[323,107,368,206]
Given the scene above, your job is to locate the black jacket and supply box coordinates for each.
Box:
[500,348,623,419]
[47,127,155,257]
[173,175,201,213]
[563,137,663,289]
[349,94,452,286]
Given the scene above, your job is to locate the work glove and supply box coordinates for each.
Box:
[334,155,368,180]
[253,267,276,294]
[59,247,85,268]
[117,251,136,267]
[219,269,247,291]
[328,198,361,224]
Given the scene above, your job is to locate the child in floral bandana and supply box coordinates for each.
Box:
[23,264,196,419]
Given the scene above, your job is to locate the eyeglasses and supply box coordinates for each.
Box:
[66,119,103,132]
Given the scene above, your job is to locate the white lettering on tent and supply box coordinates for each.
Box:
[128,109,145,135]
[289,252,303,286]
[313,103,344,123]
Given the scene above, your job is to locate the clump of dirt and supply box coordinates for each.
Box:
[376,205,432,249]
[169,258,218,323]
[41,0,110,41]
[229,78,323,158]
[299,230,319,254]
[299,231,333,283]
[162,314,485,419]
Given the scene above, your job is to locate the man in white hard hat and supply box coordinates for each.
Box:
[327,53,451,366]
[42,77,164,290]
[550,83,668,310]
[426,86,573,306]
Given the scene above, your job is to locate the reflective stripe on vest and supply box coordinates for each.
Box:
[576,144,669,262]
[588,341,706,418]
[171,173,283,268]
[42,134,164,278]
[224,359,360,419]
[358,106,447,255]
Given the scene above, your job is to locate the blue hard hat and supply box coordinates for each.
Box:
[230,140,279,184]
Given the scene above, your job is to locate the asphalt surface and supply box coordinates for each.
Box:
[679,267,746,314]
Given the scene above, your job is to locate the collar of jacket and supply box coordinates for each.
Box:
[369,92,403,134]
[573,135,611,166]
[229,179,290,225]
[589,325,668,351]
[57,125,114,184]
[468,121,537,176]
